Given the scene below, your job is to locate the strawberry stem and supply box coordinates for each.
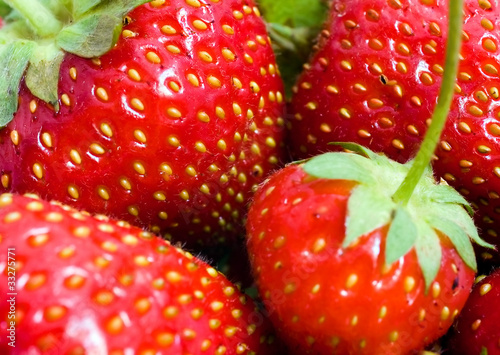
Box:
[4,0,63,37]
[392,0,463,206]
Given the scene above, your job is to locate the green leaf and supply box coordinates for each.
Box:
[344,185,394,248]
[258,0,328,29]
[437,204,495,250]
[72,0,101,18]
[329,142,380,160]
[57,13,122,57]
[0,40,35,126]
[427,215,477,271]
[0,0,12,17]
[415,222,442,291]
[303,152,376,185]
[57,0,149,57]
[430,184,473,215]
[385,207,418,265]
[24,42,64,108]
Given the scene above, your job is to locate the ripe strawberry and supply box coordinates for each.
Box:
[288,0,500,265]
[0,193,285,354]
[246,149,485,354]
[0,0,285,249]
[445,269,500,355]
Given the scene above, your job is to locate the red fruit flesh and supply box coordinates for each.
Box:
[0,0,285,249]
[446,269,500,355]
[0,193,285,354]
[288,0,500,265]
[246,164,475,354]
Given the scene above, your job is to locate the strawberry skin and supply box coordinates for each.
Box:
[445,270,500,355]
[0,193,285,354]
[0,0,285,248]
[288,0,500,265]
[246,162,476,354]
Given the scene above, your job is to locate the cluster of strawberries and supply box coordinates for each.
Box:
[1,0,500,354]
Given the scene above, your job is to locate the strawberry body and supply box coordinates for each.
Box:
[246,161,476,354]
[0,193,284,354]
[0,0,285,248]
[288,0,500,264]
[445,269,500,355]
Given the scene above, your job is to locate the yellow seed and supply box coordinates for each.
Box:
[441,306,450,320]
[484,63,499,75]
[166,44,181,54]
[64,274,86,289]
[41,132,53,148]
[96,124,112,139]
[105,315,124,335]
[233,102,242,115]
[404,276,416,293]
[97,187,110,200]
[153,191,166,201]
[480,283,492,295]
[167,136,180,148]
[44,305,67,322]
[10,130,19,145]
[217,139,227,150]
[180,190,190,200]
[161,25,177,35]
[471,319,482,331]
[459,72,472,81]
[346,274,358,289]
[420,72,434,85]
[122,29,135,38]
[481,18,494,31]
[131,98,144,111]
[32,163,44,179]
[133,162,146,175]
[396,62,408,74]
[128,69,141,81]
[186,0,201,7]
[146,51,161,64]
[392,139,405,150]
[339,108,351,119]
[192,19,208,30]
[379,306,387,318]
[67,185,80,199]
[29,100,37,113]
[479,0,492,10]
[483,38,497,52]
[167,107,182,118]
[61,94,71,106]
[208,75,222,88]
[96,87,109,101]
[168,81,180,92]
[69,67,77,80]
[187,73,200,87]
[198,51,213,63]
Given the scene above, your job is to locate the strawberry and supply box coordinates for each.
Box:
[246,151,488,354]
[444,269,500,355]
[0,193,285,354]
[246,6,494,351]
[287,0,500,265]
[0,0,285,249]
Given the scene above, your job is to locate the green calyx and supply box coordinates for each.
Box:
[0,0,149,126]
[304,0,495,291]
[303,145,494,290]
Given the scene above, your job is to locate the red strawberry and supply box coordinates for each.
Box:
[288,0,500,265]
[246,151,485,354]
[445,269,500,355]
[0,0,285,249]
[0,193,285,354]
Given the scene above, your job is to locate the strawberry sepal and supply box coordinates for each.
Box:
[303,145,492,290]
[0,0,149,126]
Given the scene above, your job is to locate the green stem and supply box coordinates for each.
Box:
[392,0,464,205]
[4,0,63,37]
